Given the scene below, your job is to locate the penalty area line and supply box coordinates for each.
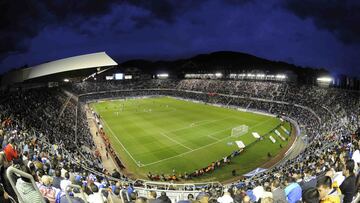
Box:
[160,132,193,151]
[140,118,273,168]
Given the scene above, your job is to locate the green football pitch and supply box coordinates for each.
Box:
[90,96,291,182]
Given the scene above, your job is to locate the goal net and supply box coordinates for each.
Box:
[231,125,249,137]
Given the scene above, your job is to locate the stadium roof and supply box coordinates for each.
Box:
[2,52,117,85]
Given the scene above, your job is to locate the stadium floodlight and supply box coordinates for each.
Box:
[124,75,132,79]
[247,73,255,77]
[239,73,246,77]
[157,73,169,78]
[275,74,286,79]
[215,72,222,77]
[317,77,333,82]
[256,74,265,77]
[63,78,69,82]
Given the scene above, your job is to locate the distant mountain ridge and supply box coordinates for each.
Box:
[120,51,328,76]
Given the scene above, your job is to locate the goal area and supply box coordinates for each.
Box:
[231,125,249,137]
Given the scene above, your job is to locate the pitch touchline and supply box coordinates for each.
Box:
[139,118,273,167]
[101,118,142,167]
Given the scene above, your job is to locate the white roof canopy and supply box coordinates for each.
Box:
[27,52,117,79]
[2,52,117,85]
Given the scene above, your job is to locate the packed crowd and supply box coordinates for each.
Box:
[0,78,358,203]
[147,149,243,182]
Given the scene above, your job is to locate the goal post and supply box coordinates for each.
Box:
[231,125,249,137]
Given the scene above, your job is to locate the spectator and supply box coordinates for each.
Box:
[316,176,340,203]
[217,188,233,203]
[15,165,44,203]
[3,139,18,162]
[52,169,63,189]
[38,175,58,203]
[60,172,71,192]
[158,191,171,203]
[284,176,302,203]
[300,169,317,191]
[87,183,105,203]
[302,187,320,203]
[271,179,286,203]
[148,190,157,203]
[196,191,210,203]
[107,188,122,203]
[339,159,357,203]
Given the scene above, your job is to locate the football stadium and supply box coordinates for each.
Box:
[0,1,360,203]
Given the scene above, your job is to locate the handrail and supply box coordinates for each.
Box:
[65,184,88,203]
[0,183,17,203]
[8,195,17,203]
[97,188,106,203]
[6,166,46,203]
[119,189,126,203]
[140,179,222,190]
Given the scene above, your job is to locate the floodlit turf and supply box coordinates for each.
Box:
[90,96,291,182]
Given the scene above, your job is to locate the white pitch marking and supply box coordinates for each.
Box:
[139,117,273,167]
[160,132,193,151]
[167,117,234,134]
[101,118,142,167]
[189,120,213,127]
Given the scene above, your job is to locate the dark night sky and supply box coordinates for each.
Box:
[0,0,359,76]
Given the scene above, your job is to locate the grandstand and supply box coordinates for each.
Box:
[0,52,359,203]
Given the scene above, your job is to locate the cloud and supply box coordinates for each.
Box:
[283,0,360,44]
[0,0,118,60]
[0,0,209,60]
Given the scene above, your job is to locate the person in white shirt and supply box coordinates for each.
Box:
[60,172,72,192]
[87,183,105,203]
[217,189,233,203]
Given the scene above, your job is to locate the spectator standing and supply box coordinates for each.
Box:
[339,160,357,203]
[284,176,302,203]
[217,188,234,203]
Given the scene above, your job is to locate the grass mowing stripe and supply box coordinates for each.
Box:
[140,117,274,167]
[159,132,193,150]
[101,116,141,167]
[90,97,290,181]
[166,117,233,133]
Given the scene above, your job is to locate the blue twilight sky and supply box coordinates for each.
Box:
[0,0,359,76]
